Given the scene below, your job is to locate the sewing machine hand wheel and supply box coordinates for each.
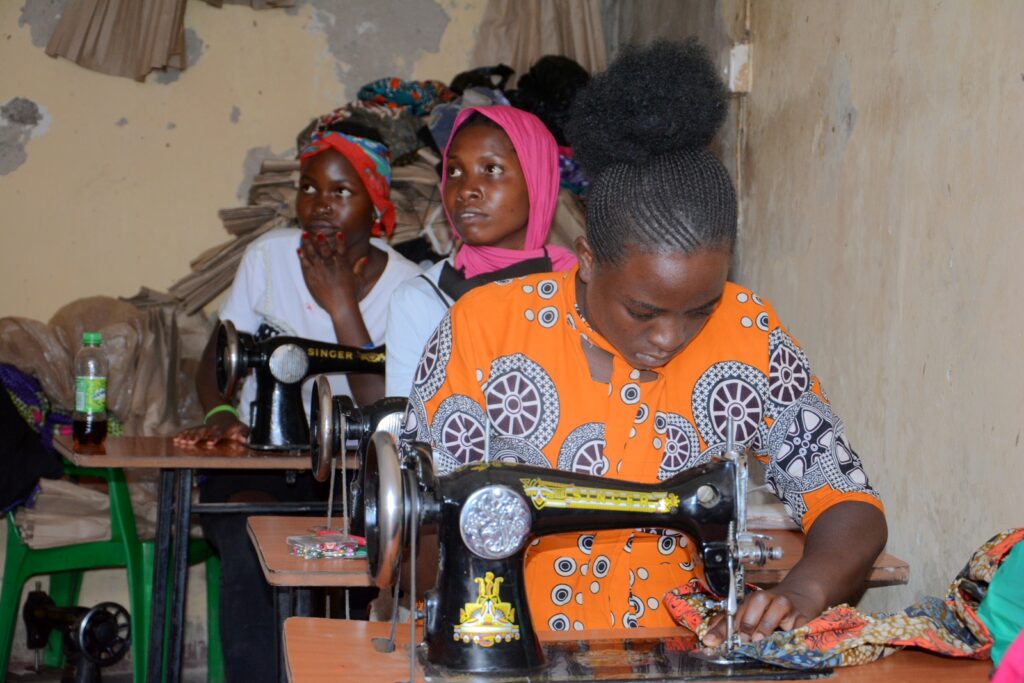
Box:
[77,602,130,667]
[310,375,353,483]
[364,431,405,588]
[215,320,251,400]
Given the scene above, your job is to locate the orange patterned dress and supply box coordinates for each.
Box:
[403,267,884,631]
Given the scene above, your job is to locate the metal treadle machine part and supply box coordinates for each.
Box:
[359,416,834,682]
[22,584,131,683]
[309,375,407,535]
[214,319,385,451]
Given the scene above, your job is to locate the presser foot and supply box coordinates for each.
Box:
[690,643,749,665]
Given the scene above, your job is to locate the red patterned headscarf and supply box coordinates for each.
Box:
[298,131,396,238]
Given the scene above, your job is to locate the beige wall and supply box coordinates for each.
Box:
[5,0,1022,668]
[740,0,1024,609]
[610,0,1023,610]
[0,0,485,671]
[0,0,485,323]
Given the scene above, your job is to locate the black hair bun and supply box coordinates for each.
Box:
[566,38,728,177]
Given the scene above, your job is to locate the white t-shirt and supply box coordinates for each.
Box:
[384,256,455,398]
[219,228,422,420]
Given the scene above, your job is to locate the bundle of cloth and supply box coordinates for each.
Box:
[0,295,208,436]
[666,528,1024,674]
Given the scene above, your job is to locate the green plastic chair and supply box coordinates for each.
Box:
[0,463,224,682]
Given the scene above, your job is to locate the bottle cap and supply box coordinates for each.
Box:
[82,332,102,345]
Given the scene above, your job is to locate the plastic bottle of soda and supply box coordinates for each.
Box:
[73,331,108,448]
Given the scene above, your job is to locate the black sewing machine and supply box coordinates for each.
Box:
[22,585,130,683]
[308,375,407,534]
[215,320,385,451]
[360,426,833,682]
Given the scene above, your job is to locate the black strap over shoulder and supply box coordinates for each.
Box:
[418,274,452,309]
[438,250,554,302]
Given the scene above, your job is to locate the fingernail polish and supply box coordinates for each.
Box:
[296,248,302,254]
[336,232,343,240]
[302,231,309,239]
[316,232,325,241]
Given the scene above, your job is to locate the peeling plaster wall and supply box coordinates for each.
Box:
[604,0,746,230]
[0,0,485,322]
[604,0,741,64]
[0,0,484,672]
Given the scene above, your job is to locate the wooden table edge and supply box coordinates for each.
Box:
[282,617,991,683]
[54,434,356,470]
[247,516,371,588]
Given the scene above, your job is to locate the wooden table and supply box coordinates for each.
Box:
[56,434,355,470]
[283,618,991,683]
[54,435,352,683]
[247,516,370,588]
[264,523,905,683]
[248,515,373,682]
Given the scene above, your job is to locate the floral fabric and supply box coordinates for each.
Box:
[664,528,1024,668]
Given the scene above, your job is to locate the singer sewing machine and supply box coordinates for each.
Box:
[215,320,385,451]
[358,426,833,682]
[308,375,407,534]
[21,584,130,683]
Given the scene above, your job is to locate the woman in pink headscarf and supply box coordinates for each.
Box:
[385,105,576,397]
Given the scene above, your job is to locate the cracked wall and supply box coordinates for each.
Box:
[0,0,485,321]
[0,0,486,671]
[0,96,49,175]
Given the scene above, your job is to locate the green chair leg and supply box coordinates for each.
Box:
[133,538,221,682]
[1,466,221,683]
[205,554,224,683]
[0,516,30,677]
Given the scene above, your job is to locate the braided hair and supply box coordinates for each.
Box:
[566,39,736,265]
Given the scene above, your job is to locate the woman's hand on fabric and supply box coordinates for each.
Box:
[297,230,368,314]
[702,585,823,647]
[172,412,250,450]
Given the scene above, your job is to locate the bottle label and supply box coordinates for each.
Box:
[75,376,107,413]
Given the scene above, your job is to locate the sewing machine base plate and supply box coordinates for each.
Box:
[418,636,832,681]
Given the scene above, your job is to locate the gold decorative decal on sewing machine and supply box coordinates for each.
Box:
[520,478,680,514]
[306,347,385,364]
[454,571,521,647]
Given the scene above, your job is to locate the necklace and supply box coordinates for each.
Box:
[573,302,587,325]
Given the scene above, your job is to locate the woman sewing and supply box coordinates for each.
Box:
[403,39,887,645]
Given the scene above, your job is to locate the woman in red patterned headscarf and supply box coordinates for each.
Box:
[173,118,420,683]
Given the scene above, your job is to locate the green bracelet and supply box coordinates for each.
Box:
[204,404,241,424]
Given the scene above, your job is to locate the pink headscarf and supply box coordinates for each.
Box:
[442,105,577,279]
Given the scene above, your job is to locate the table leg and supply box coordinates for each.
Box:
[166,468,193,683]
[148,469,175,683]
[275,587,293,683]
[293,588,313,617]
[274,586,316,683]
